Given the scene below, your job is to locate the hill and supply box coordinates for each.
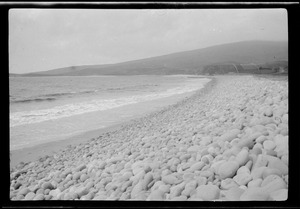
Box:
[21,40,288,76]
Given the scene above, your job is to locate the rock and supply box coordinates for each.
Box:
[220,178,239,190]
[49,188,61,198]
[189,162,205,172]
[233,173,252,186]
[225,187,245,201]
[195,184,220,201]
[42,182,54,190]
[158,184,171,193]
[44,189,50,195]
[72,172,81,181]
[256,135,268,144]
[247,178,263,188]
[169,182,186,198]
[162,175,181,185]
[183,172,195,182]
[264,107,273,117]
[235,148,249,166]
[269,189,288,201]
[98,161,106,169]
[24,192,35,200]
[219,129,241,142]
[200,170,214,178]
[80,173,89,182]
[142,172,153,190]
[251,154,268,171]
[266,150,277,157]
[262,168,282,179]
[218,161,239,179]
[75,164,86,172]
[180,154,191,161]
[281,155,288,166]
[109,156,123,164]
[211,160,226,174]
[261,174,285,187]
[182,180,197,197]
[187,145,201,153]
[171,195,188,201]
[261,176,287,195]
[263,140,276,151]
[238,132,263,149]
[266,155,288,175]
[196,177,207,186]
[18,188,31,196]
[274,137,288,158]
[240,187,269,201]
[251,166,267,179]
[13,182,22,190]
[251,147,262,156]
[151,181,165,192]
[76,186,89,198]
[147,189,165,200]
[131,180,144,199]
[33,193,44,200]
[237,166,251,175]
[36,189,44,195]
[223,146,241,158]
[132,191,147,200]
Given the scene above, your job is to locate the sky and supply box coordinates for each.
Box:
[9,9,288,74]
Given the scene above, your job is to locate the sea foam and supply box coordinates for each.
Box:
[10,78,210,127]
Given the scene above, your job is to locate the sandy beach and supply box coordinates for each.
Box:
[9,75,288,201]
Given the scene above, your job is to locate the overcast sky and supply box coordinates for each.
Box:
[9,9,288,74]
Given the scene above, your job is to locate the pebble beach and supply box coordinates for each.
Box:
[9,75,288,201]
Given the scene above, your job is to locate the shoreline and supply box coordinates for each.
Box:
[9,75,288,201]
[10,77,216,169]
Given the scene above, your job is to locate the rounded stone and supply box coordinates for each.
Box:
[24,192,35,200]
[269,189,288,201]
[75,164,86,172]
[225,187,245,201]
[235,148,249,166]
[80,173,88,182]
[147,189,165,200]
[33,193,44,200]
[195,184,220,201]
[247,178,263,188]
[262,168,282,179]
[237,166,251,175]
[240,187,269,201]
[263,140,276,151]
[18,188,31,196]
[162,175,180,185]
[266,155,288,175]
[42,182,54,190]
[261,175,287,195]
[233,173,252,186]
[72,172,82,181]
[218,161,239,180]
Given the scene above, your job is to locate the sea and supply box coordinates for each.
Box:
[9,75,211,150]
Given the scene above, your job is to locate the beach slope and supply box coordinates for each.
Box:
[9,75,288,201]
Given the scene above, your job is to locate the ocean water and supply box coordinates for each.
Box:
[9,75,210,150]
